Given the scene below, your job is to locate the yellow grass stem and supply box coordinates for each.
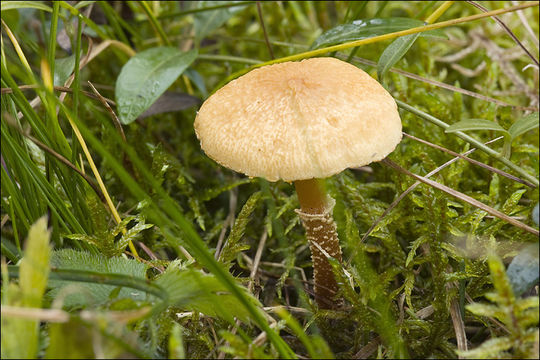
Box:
[221,1,538,86]
[1,19,32,75]
[64,112,139,258]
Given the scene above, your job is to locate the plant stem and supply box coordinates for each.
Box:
[218,1,538,89]
[396,100,539,187]
[294,178,342,308]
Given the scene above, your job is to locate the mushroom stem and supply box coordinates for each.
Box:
[294,178,342,308]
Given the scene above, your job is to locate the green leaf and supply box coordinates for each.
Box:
[45,319,95,359]
[310,18,446,50]
[154,262,262,322]
[456,336,513,358]
[377,33,420,83]
[1,217,51,360]
[53,54,76,86]
[508,112,539,140]
[0,1,52,12]
[168,323,186,359]
[466,303,506,320]
[47,249,148,308]
[194,1,249,42]
[445,119,509,134]
[115,47,198,124]
[488,253,515,305]
[275,307,334,359]
[19,216,51,308]
[405,235,428,267]
[506,244,539,296]
[200,178,252,202]
[218,191,262,266]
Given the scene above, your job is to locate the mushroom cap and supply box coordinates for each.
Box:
[194,57,402,182]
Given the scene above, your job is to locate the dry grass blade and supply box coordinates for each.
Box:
[402,132,535,188]
[87,81,126,142]
[343,55,538,111]
[355,137,502,247]
[381,159,539,236]
[256,1,274,60]
[248,230,268,293]
[466,0,539,66]
[450,299,468,357]
[1,85,116,105]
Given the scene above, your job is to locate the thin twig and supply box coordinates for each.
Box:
[511,0,539,49]
[402,132,535,188]
[214,188,238,260]
[466,1,539,66]
[1,85,116,106]
[355,137,503,249]
[396,100,539,187]
[341,55,538,111]
[220,1,540,86]
[249,230,268,293]
[381,159,539,236]
[256,1,274,60]
[87,81,126,142]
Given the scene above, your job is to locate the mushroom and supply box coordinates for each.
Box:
[194,57,402,308]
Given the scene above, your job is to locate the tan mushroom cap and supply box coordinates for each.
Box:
[194,57,402,182]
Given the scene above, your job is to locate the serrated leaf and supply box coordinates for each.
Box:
[115,47,197,124]
[116,220,153,252]
[54,54,76,86]
[377,33,420,83]
[466,303,506,319]
[310,18,445,50]
[488,253,515,305]
[507,244,539,296]
[194,1,249,41]
[154,263,261,322]
[406,235,428,267]
[218,192,262,266]
[508,112,539,140]
[502,189,526,214]
[47,249,148,308]
[445,119,509,134]
[200,178,252,202]
[404,271,415,311]
[456,336,513,358]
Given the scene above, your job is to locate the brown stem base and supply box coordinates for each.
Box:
[294,179,342,309]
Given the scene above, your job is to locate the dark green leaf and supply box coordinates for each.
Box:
[445,119,508,134]
[115,47,198,124]
[154,262,261,322]
[508,112,539,140]
[47,249,148,308]
[139,91,200,119]
[310,18,446,50]
[377,33,420,83]
[194,1,249,42]
[506,244,539,296]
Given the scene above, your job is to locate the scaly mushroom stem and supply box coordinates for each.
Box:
[294,178,342,308]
